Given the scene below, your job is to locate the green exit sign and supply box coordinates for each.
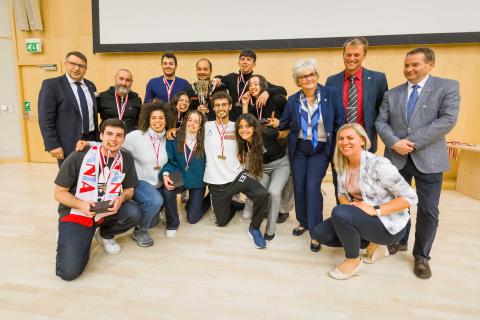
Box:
[26,38,42,53]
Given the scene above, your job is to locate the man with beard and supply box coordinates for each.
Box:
[216,50,287,121]
[187,58,223,121]
[144,52,190,104]
[97,69,143,133]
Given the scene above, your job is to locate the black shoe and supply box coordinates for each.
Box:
[231,200,245,212]
[277,212,289,224]
[387,243,408,255]
[292,225,308,236]
[414,256,432,279]
[310,240,321,252]
[264,233,275,241]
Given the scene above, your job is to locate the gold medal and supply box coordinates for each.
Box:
[154,165,161,170]
[217,155,226,160]
[101,184,106,193]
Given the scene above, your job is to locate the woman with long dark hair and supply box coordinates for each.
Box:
[168,91,191,128]
[160,110,210,236]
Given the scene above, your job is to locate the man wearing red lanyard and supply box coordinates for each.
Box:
[216,50,287,121]
[203,91,269,249]
[97,69,143,133]
[54,119,141,281]
[144,52,190,104]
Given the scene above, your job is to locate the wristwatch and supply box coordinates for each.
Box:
[374,205,382,217]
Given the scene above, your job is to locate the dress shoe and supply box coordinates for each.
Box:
[364,243,389,264]
[414,256,432,279]
[264,233,275,241]
[387,243,408,255]
[276,212,289,224]
[310,240,321,252]
[292,225,307,236]
[328,258,364,280]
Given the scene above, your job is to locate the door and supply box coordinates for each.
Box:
[20,63,61,163]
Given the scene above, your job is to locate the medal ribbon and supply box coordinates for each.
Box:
[236,73,249,104]
[163,76,176,102]
[215,121,227,158]
[114,91,129,120]
[148,133,162,167]
[183,141,197,168]
[99,146,120,198]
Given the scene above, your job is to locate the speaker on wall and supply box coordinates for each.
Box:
[25,0,43,31]
[12,0,43,31]
[12,0,30,31]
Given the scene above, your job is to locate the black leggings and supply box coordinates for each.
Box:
[312,205,406,258]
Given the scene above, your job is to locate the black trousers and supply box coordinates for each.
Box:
[55,201,141,281]
[208,172,268,229]
[398,156,443,260]
[312,205,406,258]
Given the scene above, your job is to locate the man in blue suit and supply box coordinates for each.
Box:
[38,51,98,166]
[326,37,388,202]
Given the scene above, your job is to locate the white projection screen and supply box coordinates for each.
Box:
[92,0,480,53]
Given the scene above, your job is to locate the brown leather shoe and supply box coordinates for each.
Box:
[387,243,408,255]
[414,256,432,279]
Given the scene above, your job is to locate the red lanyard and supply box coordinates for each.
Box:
[114,92,128,120]
[236,74,249,103]
[163,77,176,102]
[148,133,162,166]
[99,146,120,193]
[183,141,197,169]
[215,121,227,158]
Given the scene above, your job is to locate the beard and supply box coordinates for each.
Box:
[115,85,130,96]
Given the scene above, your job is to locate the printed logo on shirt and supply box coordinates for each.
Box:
[224,129,236,140]
[207,129,212,136]
[239,174,246,182]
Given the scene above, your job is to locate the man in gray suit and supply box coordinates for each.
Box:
[376,47,460,279]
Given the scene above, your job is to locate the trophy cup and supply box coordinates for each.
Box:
[192,79,216,106]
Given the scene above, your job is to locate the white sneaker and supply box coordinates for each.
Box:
[95,231,121,255]
[166,229,177,238]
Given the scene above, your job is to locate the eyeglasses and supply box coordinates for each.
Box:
[298,73,317,81]
[66,61,87,69]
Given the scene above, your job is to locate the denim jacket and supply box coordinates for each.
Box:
[338,151,418,235]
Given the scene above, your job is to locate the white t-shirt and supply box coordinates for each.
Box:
[203,120,242,184]
[122,129,168,187]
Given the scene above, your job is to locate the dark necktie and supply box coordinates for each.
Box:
[75,82,90,134]
[347,76,357,123]
[407,84,419,123]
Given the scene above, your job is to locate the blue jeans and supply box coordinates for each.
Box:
[163,186,210,229]
[56,201,141,281]
[133,180,164,231]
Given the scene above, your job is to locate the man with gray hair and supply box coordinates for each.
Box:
[97,69,143,133]
[376,47,460,279]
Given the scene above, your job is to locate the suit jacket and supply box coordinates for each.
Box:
[279,84,344,163]
[38,74,98,158]
[375,75,460,173]
[325,68,388,153]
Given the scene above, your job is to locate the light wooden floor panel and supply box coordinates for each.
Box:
[0,163,479,320]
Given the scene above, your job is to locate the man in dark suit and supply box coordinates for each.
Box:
[38,51,98,166]
[326,36,388,153]
[376,47,460,279]
[326,37,388,203]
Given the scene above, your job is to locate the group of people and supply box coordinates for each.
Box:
[38,37,460,282]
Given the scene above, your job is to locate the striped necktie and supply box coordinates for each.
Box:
[347,76,357,123]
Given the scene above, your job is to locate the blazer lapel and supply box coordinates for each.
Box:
[319,86,329,131]
[362,69,371,113]
[409,76,433,123]
[336,73,344,102]
[399,83,408,124]
[62,75,81,117]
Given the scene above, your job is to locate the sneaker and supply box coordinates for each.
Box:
[131,229,154,247]
[264,233,275,241]
[248,227,266,249]
[95,231,121,255]
[166,229,177,238]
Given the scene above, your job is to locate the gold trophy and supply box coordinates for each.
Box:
[192,79,216,106]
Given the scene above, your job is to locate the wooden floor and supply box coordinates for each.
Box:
[0,163,479,320]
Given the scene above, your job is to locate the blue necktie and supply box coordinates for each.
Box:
[406,84,419,123]
[75,82,90,134]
